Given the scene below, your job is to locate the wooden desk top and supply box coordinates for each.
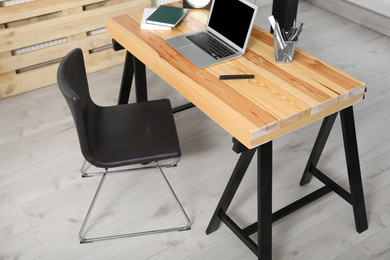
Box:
[106,2,365,149]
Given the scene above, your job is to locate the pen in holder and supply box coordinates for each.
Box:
[274,37,297,63]
[268,15,302,63]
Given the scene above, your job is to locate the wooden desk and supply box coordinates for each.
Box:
[106,2,368,259]
[106,2,365,149]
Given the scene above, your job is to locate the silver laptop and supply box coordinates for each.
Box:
[166,0,258,68]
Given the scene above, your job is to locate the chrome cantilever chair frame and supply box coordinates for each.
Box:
[79,161,191,243]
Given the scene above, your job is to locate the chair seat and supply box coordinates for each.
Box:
[88,99,181,168]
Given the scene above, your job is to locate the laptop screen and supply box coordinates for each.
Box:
[208,0,257,49]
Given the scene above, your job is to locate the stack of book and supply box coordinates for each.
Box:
[141,5,188,30]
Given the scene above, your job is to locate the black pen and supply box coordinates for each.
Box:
[219,74,255,80]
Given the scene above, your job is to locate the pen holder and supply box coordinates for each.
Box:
[274,38,297,63]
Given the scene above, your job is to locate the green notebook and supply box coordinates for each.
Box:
[146,5,188,27]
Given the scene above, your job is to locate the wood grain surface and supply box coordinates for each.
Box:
[106,1,365,148]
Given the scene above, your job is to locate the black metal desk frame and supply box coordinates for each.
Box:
[112,40,368,260]
[205,107,368,259]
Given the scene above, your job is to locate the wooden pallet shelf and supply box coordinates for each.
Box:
[0,0,151,99]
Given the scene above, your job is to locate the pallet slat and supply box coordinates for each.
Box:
[0,0,129,24]
[0,33,113,74]
[0,1,148,52]
[0,0,151,99]
[0,49,126,98]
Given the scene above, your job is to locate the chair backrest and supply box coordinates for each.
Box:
[57,48,96,163]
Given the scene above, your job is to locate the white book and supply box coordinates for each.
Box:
[141,8,171,30]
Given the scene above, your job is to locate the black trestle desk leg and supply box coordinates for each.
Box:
[206,148,256,235]
[117,51,134,105]
[340,106,368,233]
[258,141,273,260]
[133,56,148,102]
[300,112,338,186]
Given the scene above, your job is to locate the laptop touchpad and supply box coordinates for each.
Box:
[178,45,210,68]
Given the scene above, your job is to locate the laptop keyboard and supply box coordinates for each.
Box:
[186,32,236,60]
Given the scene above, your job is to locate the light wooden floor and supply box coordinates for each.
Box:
[1,1,390,259]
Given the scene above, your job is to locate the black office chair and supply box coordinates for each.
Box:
[57,48,190,243]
